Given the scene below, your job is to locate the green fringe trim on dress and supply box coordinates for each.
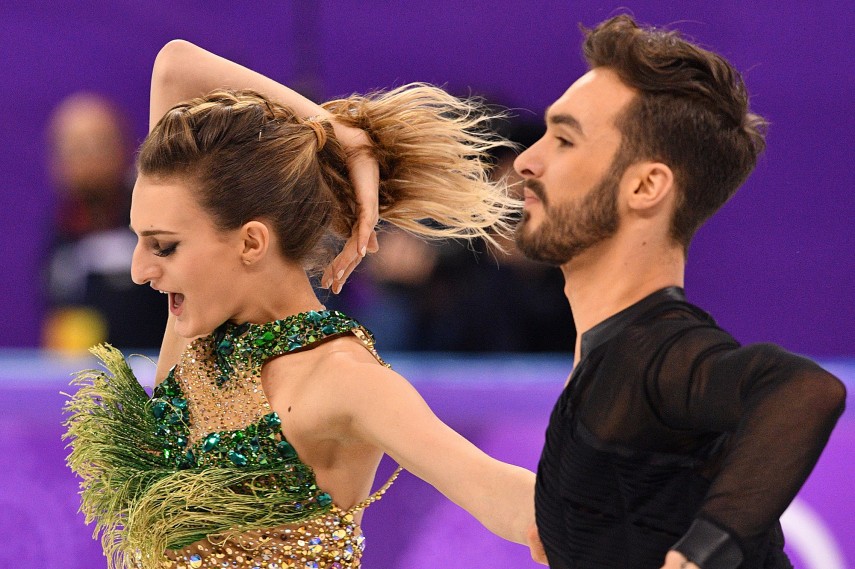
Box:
[63,344,332,569]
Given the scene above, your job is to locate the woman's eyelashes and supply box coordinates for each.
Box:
[153,242,179,257]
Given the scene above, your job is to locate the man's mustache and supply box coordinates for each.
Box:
[524,180,548,206]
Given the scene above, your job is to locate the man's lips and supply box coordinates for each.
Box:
[523,187,542,206]
[523,181,547,206]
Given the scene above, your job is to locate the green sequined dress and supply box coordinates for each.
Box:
[65,310,399,569]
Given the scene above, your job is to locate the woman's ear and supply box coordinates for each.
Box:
[240,221,271,265]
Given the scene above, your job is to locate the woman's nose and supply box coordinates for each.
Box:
[130,243,157,285]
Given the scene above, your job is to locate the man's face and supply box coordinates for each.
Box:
[513,68,636,265]
[50,96,129,197]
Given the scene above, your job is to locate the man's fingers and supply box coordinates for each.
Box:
[660,550,696,569]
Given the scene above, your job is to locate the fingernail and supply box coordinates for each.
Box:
[322,277,331,288]
[360,246,367,257]
[336,269,345,280]
[333,282,342,294]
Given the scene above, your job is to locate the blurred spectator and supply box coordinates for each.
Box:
[42,92,167,352]
[327,120,575,352]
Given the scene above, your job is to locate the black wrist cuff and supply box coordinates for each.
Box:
[671,518,744,569]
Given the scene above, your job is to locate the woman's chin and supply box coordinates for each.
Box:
[173,319,201,340]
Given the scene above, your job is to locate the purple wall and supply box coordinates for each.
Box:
[1,1,853,354]
[2,354,852,568]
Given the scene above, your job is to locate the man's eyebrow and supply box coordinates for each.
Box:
[545,107,585,136]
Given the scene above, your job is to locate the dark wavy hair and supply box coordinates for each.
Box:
[583,15,768,251]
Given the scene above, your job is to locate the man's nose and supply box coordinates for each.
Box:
[514,139,544,179]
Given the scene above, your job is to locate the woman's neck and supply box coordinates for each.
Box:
[232,261,325,325]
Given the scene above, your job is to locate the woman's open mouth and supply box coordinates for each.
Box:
[168,292,185,316]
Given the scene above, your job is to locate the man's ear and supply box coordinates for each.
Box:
[240,220,271,265]
[624,161,675,216]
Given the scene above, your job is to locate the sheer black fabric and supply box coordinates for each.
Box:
[535,287,846,569]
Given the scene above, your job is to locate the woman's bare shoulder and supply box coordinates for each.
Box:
[262,333,401,388]
[312,335,400,383]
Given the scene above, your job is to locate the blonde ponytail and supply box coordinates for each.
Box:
[322,84,521,248]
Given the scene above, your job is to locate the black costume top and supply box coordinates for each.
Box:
[535,287,846,569]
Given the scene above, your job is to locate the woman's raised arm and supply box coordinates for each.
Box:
[150,40,330,131]
[147,41,379,381]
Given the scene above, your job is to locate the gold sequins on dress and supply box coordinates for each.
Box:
[64,310,400,569]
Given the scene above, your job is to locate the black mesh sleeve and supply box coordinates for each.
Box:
[650,328,846,564]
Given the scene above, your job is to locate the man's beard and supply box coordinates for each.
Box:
[514,156,626,265]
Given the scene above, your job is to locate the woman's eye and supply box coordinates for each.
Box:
[557,137,573,147]
[153,243,178,257]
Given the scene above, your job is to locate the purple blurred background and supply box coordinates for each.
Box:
[1,0,853,355]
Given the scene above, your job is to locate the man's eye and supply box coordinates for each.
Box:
[557,137,574,147]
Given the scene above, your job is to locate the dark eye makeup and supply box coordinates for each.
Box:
[153,243,178,257]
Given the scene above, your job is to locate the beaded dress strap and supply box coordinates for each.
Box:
[212,309,388,386]
[346,466,403,515]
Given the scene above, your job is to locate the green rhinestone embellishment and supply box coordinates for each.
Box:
[210,309,368,389]
[150,373,196,469]
[265,413,282,429]
[152,400,167,419]
[277,440,298,459]
[217,339,234,355]
[202,433,220,452]
[254,331,276,346]
[228,450,248,466]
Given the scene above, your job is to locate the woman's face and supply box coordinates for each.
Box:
[130,175,246,339]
